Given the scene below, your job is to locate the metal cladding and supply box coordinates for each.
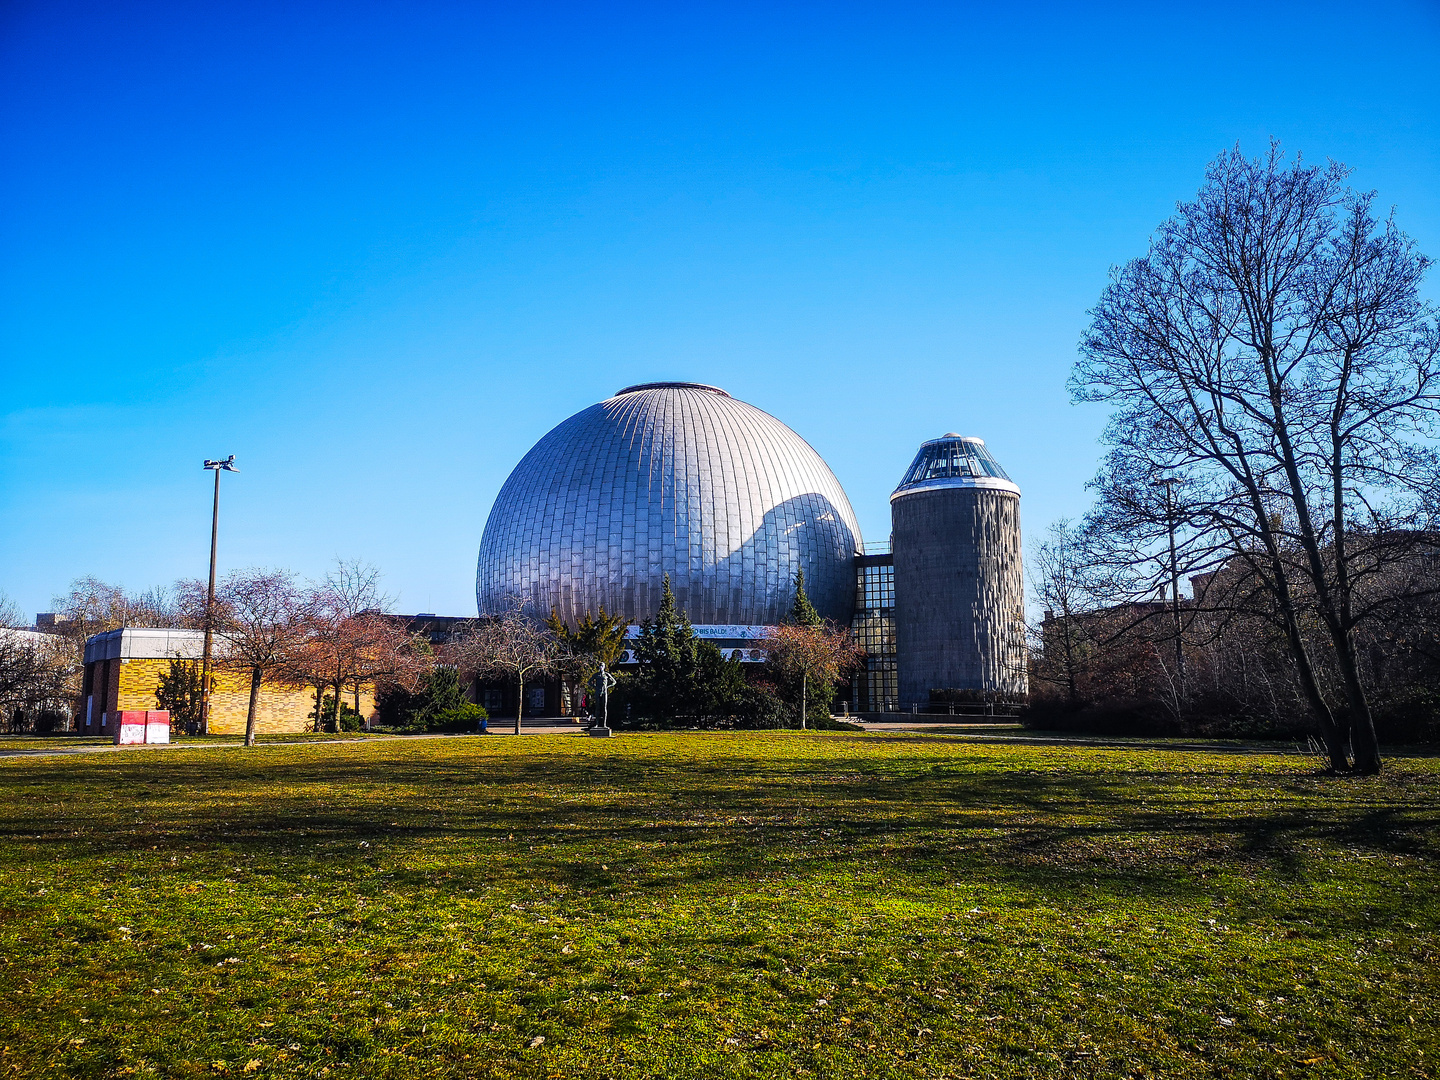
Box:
[477,382,863,626]
[891,436,1026,700]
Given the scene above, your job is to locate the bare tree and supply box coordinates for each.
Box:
[1,585,74,731]
[1074,142,1440,774]
[46,575,177,691]
[1028,520,1097,707]
[761,623,863,729]
[451,597,561,735]
[51,576,174,638]
[0,629,74,732]
[184,570,311,746]
[0,592,24,630]
[289,560,406,729]
[316,561,432,718]
[40,577,176,713]
[344,613,432,725]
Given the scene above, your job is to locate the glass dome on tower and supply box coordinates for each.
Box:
[892,435,1021,499]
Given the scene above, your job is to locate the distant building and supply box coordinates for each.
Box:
[79,628,377,737]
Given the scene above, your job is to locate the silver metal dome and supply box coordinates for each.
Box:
[477,382,863,625]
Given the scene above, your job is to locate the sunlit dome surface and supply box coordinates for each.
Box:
[477,382,863,625]
[892,436,1020,498]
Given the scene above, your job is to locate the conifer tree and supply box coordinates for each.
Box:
[625,575,745,724]
[790,568,822,627]
[633,575,696,688]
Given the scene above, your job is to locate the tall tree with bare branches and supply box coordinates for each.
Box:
[183,570,311,745]
[291,560,425,729]
[1028,520,1098,708]
[1074,142,1440,773]
[0,620,74,732]
[762,622,860,729]
[451,597,561,735]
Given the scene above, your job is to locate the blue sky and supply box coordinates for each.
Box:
[2,0,1437,620]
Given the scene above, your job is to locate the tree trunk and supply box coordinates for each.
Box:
[313,684,324,734]
[514,673,524,736]
[800,669,807,730]
[353,679,361,721]
[1331,636,1382,774]
[1276,597,1349,772]
[1247,504,1352,772]
[245,666,262,747]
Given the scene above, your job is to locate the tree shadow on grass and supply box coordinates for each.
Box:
[4,740,1437,925]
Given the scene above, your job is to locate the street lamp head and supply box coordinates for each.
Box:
[203,456,239,473]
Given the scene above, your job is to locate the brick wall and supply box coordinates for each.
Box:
[81,658,377,736]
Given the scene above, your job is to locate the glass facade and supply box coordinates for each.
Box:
[851,555,897,711]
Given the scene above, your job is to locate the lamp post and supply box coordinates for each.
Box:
[199,456,238,735]
[1155,477,1184,689]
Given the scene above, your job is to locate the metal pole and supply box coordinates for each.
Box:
[1158,478,1184,689]
[199,466,220,736]
[197,456,236,734]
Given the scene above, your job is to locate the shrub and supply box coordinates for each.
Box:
[427,703,490,733]
[810,715,864,732]
[314,693,365,733]
[338,711,364,733]
[376,667,469,729]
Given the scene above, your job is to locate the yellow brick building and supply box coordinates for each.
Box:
[81,628,376,736]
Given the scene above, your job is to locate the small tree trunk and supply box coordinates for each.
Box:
[1333,639,1382,774]
[245,666,262,747]
[800,669,807,730]
[515,673,524,736]
[313,684,324,733]
[353,679,361,720]
[1280,605,1349,772]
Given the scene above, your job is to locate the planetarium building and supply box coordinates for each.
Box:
[477,381,1025,712]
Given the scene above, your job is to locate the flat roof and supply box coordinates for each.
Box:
[84,627,206,665]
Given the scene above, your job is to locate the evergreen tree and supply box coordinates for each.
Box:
[631,574,697,699]
[546,606,629,670]
[623,574,747,724]
[790,568,822,627]
[376,665,467,729]
[155,659,205,732]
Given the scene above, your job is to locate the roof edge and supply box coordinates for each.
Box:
[891,476,1022,500]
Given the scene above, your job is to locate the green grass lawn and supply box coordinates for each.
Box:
[1,733,1435,1078]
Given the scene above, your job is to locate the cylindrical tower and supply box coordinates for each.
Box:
[890,434,1025,703]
